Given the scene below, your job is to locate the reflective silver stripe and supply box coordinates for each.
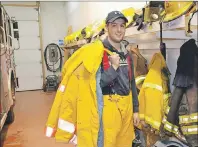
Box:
[135,76,146,84]
[182,126,198,132]
[165,106,170,114]
[143,83,162,91]
[188,128,198,132]
[164,120,174,132]
[162,116,167,124]
[165,123,172,130]
[179,113,198,124]
[58,119,75,133]
[180,117,189,123]
[163,118,181,136]
[173,126,179,134]
[153,121,161,128]
[69,134,77,145]
[182,125,198,135]
[45,126,55,137]
[145,116,161,129]
[59,85,65,92]
[190,115,198,120]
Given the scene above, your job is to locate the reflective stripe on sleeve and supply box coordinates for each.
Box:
[59,85,65,92]
[179,113,198,124]
[45,126,56,137]
[135,76,146,85]
[143,83,163,91]
[58,118,75,133]
[69,134,77,145]
[181,125,198,135]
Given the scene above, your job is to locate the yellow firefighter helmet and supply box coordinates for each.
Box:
[92,19,106,38]
[73,30,83,42]
[64,34,73,45]
[65,30,83,44]
[143,1,163,23]
[81,19,105,39]
[163,1,195,22]
[68,33,76,44]
[81,23,94,39]
[143,1,195,23]
[121,7,136,27]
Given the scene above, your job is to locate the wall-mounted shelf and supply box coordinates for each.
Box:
[64,39,87,49]
[64,13,197,49]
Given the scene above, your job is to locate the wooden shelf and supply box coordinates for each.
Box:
[64,39,87,49]
[64,13,198,49]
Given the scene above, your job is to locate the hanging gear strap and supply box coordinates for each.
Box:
[102,49,110,70]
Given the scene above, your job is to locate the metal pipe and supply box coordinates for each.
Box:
[2,3,38,8]
[159,22,166,60]
[37,2,46,87]
[160,22,163,43]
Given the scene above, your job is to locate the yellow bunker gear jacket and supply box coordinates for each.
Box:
[45,40,104,144]
[45,40,135,147]
[138,52,171,131]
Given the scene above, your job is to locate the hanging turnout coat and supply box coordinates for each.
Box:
[138,52,171,131]
[45,40,108,145]
[163,56,198,146]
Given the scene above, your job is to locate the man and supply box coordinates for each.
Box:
[99,10,140,146]
[45,10,139,147]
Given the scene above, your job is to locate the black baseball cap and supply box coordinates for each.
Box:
[105,11,128,24]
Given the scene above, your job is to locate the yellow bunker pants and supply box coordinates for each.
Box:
[103,93,135,147]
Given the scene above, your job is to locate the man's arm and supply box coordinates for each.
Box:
[130,55,139,113]
[100,66,119,88]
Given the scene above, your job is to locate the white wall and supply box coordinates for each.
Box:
[40,2,67,48]
[40,2,67,76]
[2,2,68,80]
[64,2,146,32]
[64,2,89,32]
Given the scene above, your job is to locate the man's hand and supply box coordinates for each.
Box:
[109,53,120,70]
[133,113,140,127]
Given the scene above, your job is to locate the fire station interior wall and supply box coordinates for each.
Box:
[131,39,194,92]
[2,2,67,91]
[64,2,147,32]
[40,2,67,77]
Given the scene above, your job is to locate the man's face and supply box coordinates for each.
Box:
[106,18,126,43]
